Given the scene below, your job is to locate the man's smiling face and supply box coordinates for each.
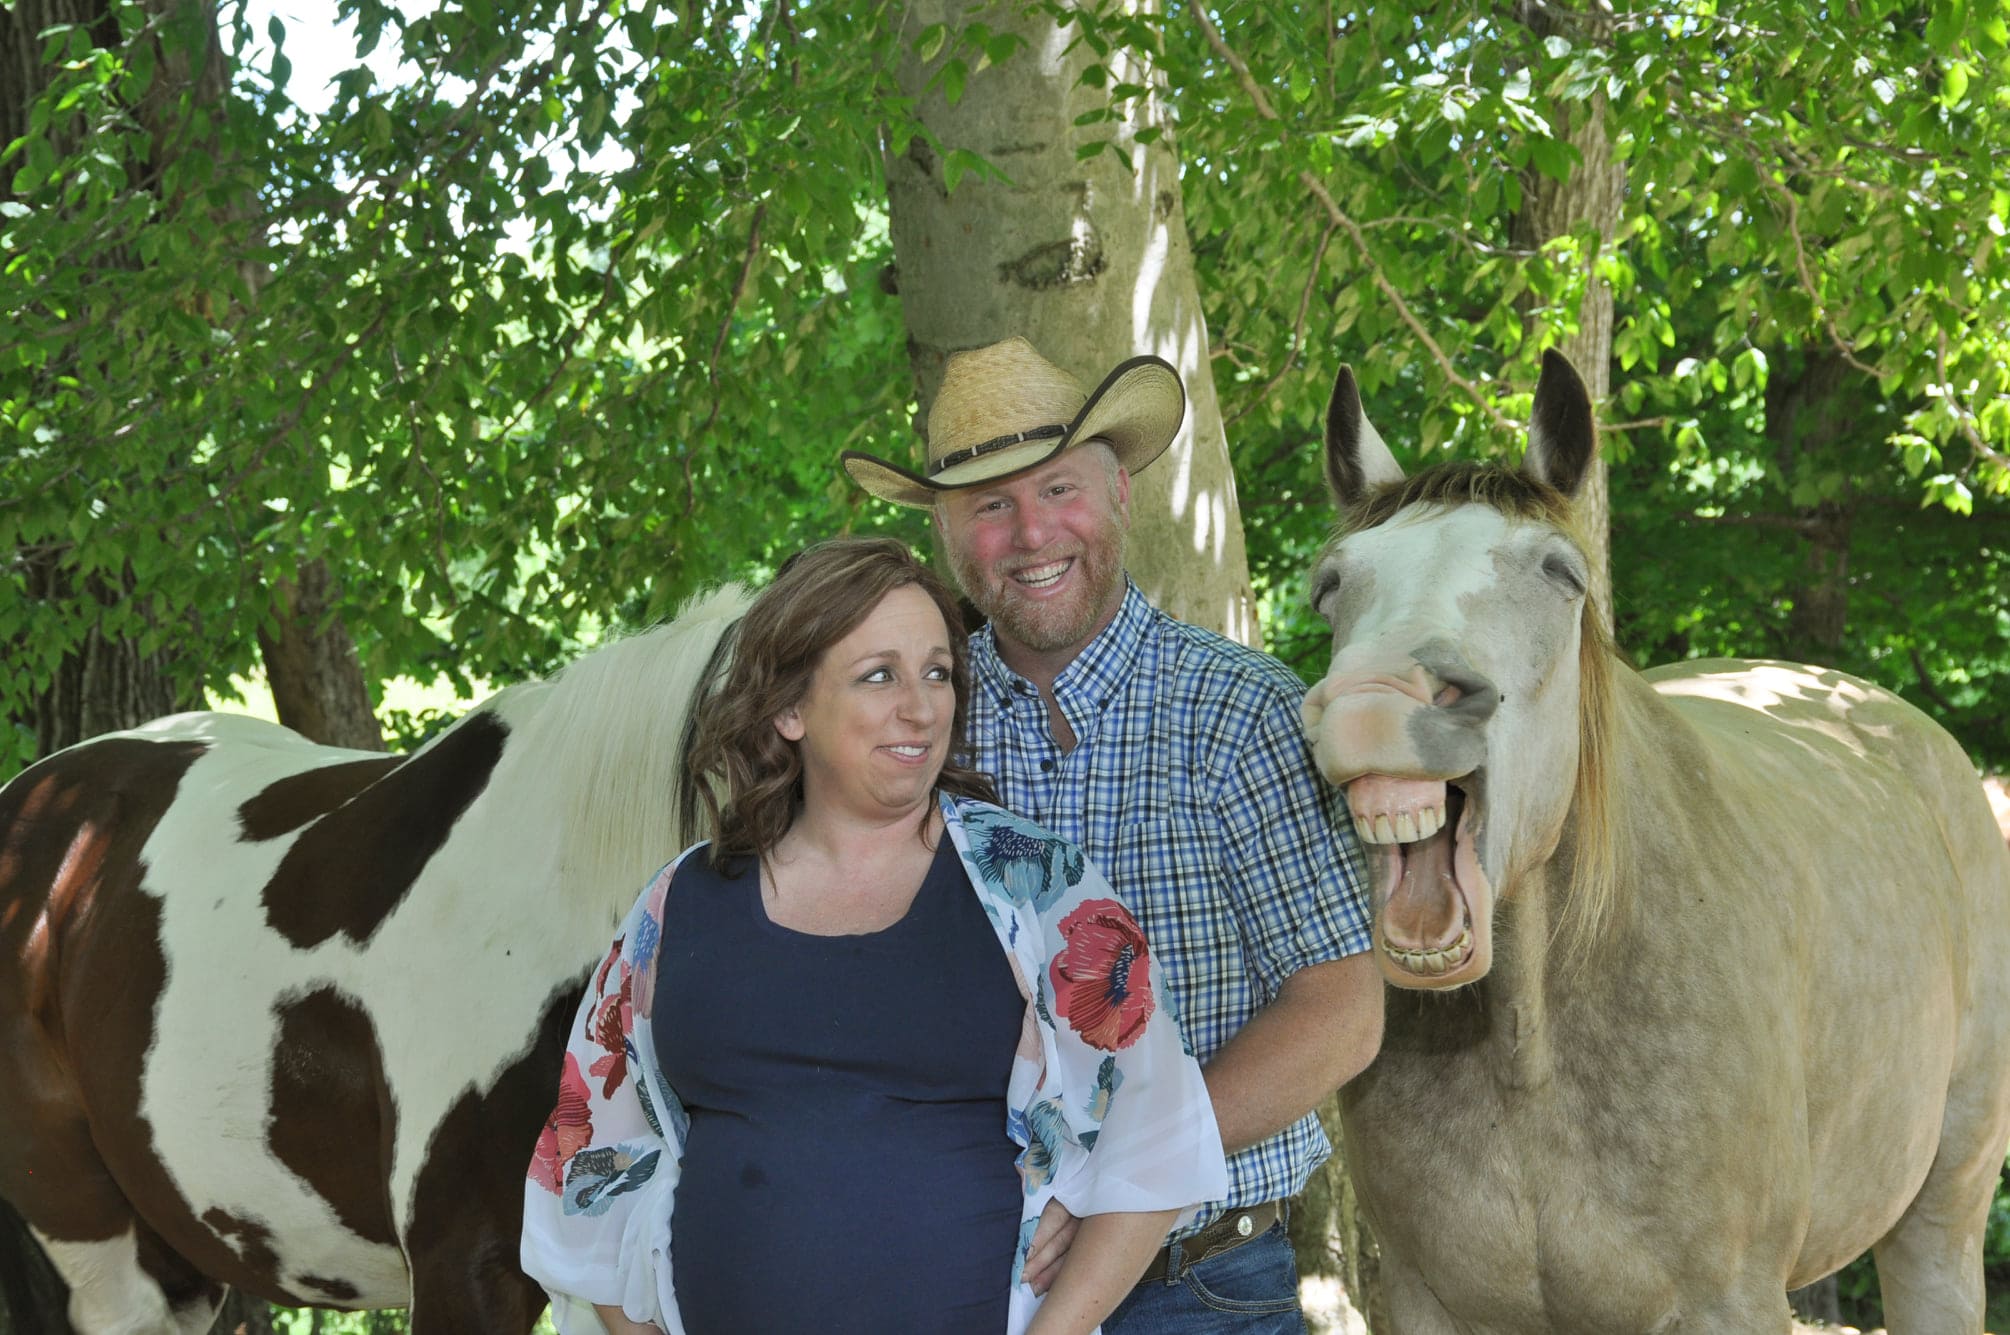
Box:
[937,444,1131,664]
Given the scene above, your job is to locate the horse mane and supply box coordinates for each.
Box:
[1341,460,1621,967]
[499,583,754,911]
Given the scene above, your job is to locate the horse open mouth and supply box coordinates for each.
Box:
[1346,773,1490,985]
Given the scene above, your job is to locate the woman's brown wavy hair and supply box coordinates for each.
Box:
[688,536,997,869]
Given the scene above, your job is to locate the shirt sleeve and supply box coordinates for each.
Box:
[1032,854,1230,1225]
[1214,668,1375,997]
[521,859,689,1335]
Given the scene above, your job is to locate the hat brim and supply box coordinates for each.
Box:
[843,355,1186,509]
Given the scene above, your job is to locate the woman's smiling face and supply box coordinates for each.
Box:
[777,583,957,823]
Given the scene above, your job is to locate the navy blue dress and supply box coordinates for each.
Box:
[655,838,1027,1334]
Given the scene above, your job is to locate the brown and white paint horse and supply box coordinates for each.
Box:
[1303,350,2010,1333]
[0,587,750,1333]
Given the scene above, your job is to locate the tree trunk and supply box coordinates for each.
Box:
[1765,352,1857,662]
[1511,0,1626,634]
[1288,1098,1388,1334]
[2,0,379,774]
[16,557,199,760]
[258,560,385,750]
[884,0,1256,642]
[1789,1276,1842,1325]
[0,1,201,787]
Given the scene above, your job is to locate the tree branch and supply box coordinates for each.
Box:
[1189,4,1517,435]
[1908,646,1958,714]
[1935,330,2010,476]
[1225,220,1337,427]
[1680,510,1823,535]
[688,201,768,514]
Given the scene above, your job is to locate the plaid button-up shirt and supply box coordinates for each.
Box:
[966,583,1373,1236]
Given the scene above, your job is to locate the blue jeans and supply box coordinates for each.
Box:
[1101,1223,1306,1335]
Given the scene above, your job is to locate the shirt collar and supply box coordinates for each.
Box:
[970,580,1153,709]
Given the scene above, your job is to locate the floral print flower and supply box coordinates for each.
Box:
[584,960,634,1100]
[973,821,1056,905]
[529,1052,594,1194]
[1015,1097,1072,1194]
[1084,1055,1123,1125]
[561,1141,662,1217]
[967,810,1087,910]
[1011,1215,1042,1285]
[1049,898,1155,1051]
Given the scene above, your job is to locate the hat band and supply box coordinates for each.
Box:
[929,423,1067,477]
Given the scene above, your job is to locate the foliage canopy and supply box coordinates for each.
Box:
[3,0,2007,779]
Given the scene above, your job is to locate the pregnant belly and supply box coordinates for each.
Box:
[670,1096,1024,1334]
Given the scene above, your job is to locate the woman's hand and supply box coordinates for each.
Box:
[592,1303,665,1335]
[1023,1197,1081,1295]
[1023,1206,1178,1335]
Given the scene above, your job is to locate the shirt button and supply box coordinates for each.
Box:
[1040,760,1054,772]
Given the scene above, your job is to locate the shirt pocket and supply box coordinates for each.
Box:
[1103,816,1245,1061]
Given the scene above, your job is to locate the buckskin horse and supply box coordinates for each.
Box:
[0,586,750,1333]
[1302,350,2010,1333]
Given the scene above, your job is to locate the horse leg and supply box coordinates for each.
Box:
[1378,1255,1472,1335]
[1873,1002,2010,1335]
[1869,1156,1995,1334]
[1660,1285,1793,1335]
[26,1224,222,1335]
[0,1017,221,1335]
[406,1251,546,1335]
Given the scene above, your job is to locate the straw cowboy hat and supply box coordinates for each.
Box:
[841,337,1186,509]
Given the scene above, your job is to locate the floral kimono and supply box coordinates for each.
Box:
[521,793,1228,1335]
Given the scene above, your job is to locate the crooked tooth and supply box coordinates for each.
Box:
[1394,811,1418,843]
[1373,814,1397,844]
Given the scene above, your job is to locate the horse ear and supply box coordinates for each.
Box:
[1325,365,1406,506]
[1524,349,1598,498]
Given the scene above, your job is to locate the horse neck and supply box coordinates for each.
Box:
[477,589,746,933]
[1464,661,1667,1088]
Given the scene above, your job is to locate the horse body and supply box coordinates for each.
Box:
[1304,353,2010,1333]
[0,589,749,1333]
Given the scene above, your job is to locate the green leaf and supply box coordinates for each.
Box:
[1942,61,1970,107]
[1528,135,1572,182]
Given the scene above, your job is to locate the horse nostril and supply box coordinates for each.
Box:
[1437,669,1499,721]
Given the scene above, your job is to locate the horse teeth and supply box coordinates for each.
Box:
[1354,816,1375,844]
[1417,807,1443,839]
[1394,811,1418,843]
[1373,814,1397,843]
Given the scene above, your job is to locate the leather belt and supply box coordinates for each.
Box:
[1135,1199,1284,1284]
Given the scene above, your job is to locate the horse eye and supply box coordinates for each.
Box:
[1541,552,1586,596]
[1310,575,1339,610]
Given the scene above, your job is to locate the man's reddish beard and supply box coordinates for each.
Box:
[949,521,1127,655]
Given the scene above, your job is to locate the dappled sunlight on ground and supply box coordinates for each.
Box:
[1301,1276,1369,1334]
